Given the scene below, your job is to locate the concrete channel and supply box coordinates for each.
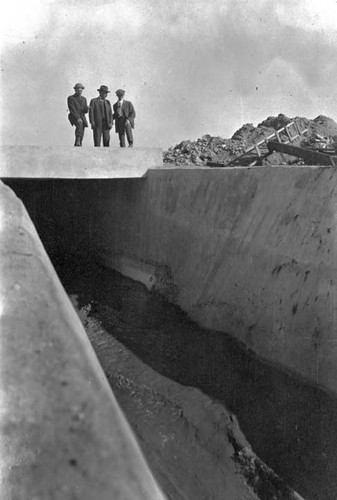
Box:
[1,146,337,499]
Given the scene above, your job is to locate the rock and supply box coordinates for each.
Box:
[257,113,291,130]
[262,152,299,166]
[231,123,255,141]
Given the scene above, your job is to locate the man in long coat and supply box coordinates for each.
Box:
[67,83,89,146]
[113,89,136,147]
[89,85,113,147]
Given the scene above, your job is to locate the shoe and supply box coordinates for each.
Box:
[128,144,133,148]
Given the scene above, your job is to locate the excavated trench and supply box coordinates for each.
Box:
[4,176,337,500]
[51,255,334,500]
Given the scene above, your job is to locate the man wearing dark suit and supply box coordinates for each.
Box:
[89,85,113,147]
[67,83,89,146]
[113,89,136,147]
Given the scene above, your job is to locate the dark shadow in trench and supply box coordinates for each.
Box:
[54,258,337,500]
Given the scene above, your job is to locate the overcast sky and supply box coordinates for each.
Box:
[1,0,337,148]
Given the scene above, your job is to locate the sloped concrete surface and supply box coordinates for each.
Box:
[87,166,337,394]
[0,181,165,500]
[4,165,337,394]
[0,146,163,178]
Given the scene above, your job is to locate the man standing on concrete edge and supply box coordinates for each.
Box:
[89,85,113,147]
[113,89,136,147]
[67,83,89,146]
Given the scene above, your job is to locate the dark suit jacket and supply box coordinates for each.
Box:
[67,94,89,127]
[89,98,113,130]
[113,100,136,132]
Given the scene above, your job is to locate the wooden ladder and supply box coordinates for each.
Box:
[226,120,309,167]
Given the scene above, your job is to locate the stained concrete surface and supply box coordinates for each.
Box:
[0,181,165,500]
[89,167,337,395]
[57,258,337,500]
[4,165,337,396]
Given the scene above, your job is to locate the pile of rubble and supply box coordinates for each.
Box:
[301,133,335,151]
[163,114,337,167]
[163,135,246,166]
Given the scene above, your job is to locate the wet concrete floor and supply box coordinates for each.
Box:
[57,258,337,500]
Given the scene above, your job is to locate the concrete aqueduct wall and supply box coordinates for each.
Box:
[90,166,337,396]
[2,147,337,396]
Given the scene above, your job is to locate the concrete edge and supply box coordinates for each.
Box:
[0,180,165,499]
[0,146,163,179]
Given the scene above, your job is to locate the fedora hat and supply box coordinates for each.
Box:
[73,83,85,89]
[115,88,125,96]
[97,85,110,93]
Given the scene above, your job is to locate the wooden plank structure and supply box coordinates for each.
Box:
[208,120,309,168]
[267,141,337,166]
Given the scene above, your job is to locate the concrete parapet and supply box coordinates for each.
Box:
[0,146,163,178]
[0,181,165,499]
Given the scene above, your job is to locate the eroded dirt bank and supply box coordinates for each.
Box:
[57,259,337,500]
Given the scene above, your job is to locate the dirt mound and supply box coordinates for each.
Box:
[257,113,292,130]
[163,114,337,166]
[308,115,337,138]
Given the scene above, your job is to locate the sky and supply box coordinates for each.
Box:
[1,0,337,149]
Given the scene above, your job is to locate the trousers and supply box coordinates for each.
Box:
[117,118,133,147]
[93,122,110,147]
[74,121,85,146]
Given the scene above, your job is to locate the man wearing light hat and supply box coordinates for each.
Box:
[89,85,113,147]
[67,83,89,146]
[113,89,136,147]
